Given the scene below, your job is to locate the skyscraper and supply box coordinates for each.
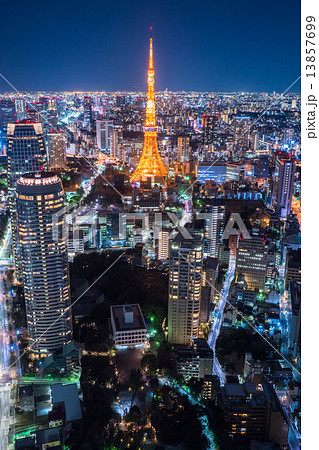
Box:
[158,228,174,260]
[0,99,16,150]
[96,119,113,153]
[15,99,26,121]
[130,30,168,185]
[83,96,93,129]
[274,154,296,218]
[202,115,217,145]
[204,203,225,258]
[47,132,67,169]
[168,232,203,345]
[26,108,41,122]
[47,99,58,130]
[177,136,190,162]
[236,237,268,290]
[7,121,48,272]
[257,155,270,178]
[233,116,251,150]
[110,129,119,158]
[16,172,72,354]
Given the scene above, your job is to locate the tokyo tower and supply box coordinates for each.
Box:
[130,29,168,185]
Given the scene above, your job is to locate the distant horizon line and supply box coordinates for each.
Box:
[0,89,301,96]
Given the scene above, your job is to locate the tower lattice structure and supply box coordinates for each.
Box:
[130,30,168,185]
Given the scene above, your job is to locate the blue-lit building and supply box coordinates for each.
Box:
[196,163,240,184]
[0,99,16,151]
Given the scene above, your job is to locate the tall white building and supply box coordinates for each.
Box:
[158,228,174,260]
[16,172,72,354]
[96,119,113,153]
[168,232,204,345]
[205,203,225,257]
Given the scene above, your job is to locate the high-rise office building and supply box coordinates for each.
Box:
[47,132,67,169]
[168,232,203,345]
[116,95,126,107]
[26,108,41,122]
[252,131,260,151]
[16,172,72,354]
[158,228,174,260]
[204,203,225,257]
[177,136,190,162]
[83,96,93,129]
[283,128,295,146]
[257,155,270,178]
[96,119,113,153]
[7,121,48,273]
[110,129,119,158]
[0,99,16,149]
[202,115,217,145]
[274,154,296,218]
[233,116,251,150]
[47,100,58,130]
[15,99,25,121]
[236,237,268,290]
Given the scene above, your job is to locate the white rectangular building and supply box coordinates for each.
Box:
[110,304,147,348]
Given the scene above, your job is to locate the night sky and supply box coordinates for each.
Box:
[0,0,300,93]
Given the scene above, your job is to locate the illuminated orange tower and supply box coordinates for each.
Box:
[130,29,168,185]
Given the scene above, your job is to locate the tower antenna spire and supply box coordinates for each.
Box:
[130,30,168,186]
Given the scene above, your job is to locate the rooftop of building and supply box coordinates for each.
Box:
[224,382,255,397]
[110,303,146,332]
[51,383,82,422]
[176,338,214,360]
[204,257,218,270]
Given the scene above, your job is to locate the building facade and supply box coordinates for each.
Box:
[47,132,67,169]
[16,172,72,354]
[274,154,296,218]
[177,136,190,162]
[168,232,203,345]
[204,203,225,257]
[110,304,147,348]
[236,237,268,290]
[7,121,48,274]
[96,119,113,153]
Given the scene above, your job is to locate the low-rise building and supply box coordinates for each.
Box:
[110,304,147,348]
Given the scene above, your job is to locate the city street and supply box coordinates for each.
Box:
[0,267,12,449]
[207,257,236,386]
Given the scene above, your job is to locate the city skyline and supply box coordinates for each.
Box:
[0,0,300,93]
[0,2,304,447]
